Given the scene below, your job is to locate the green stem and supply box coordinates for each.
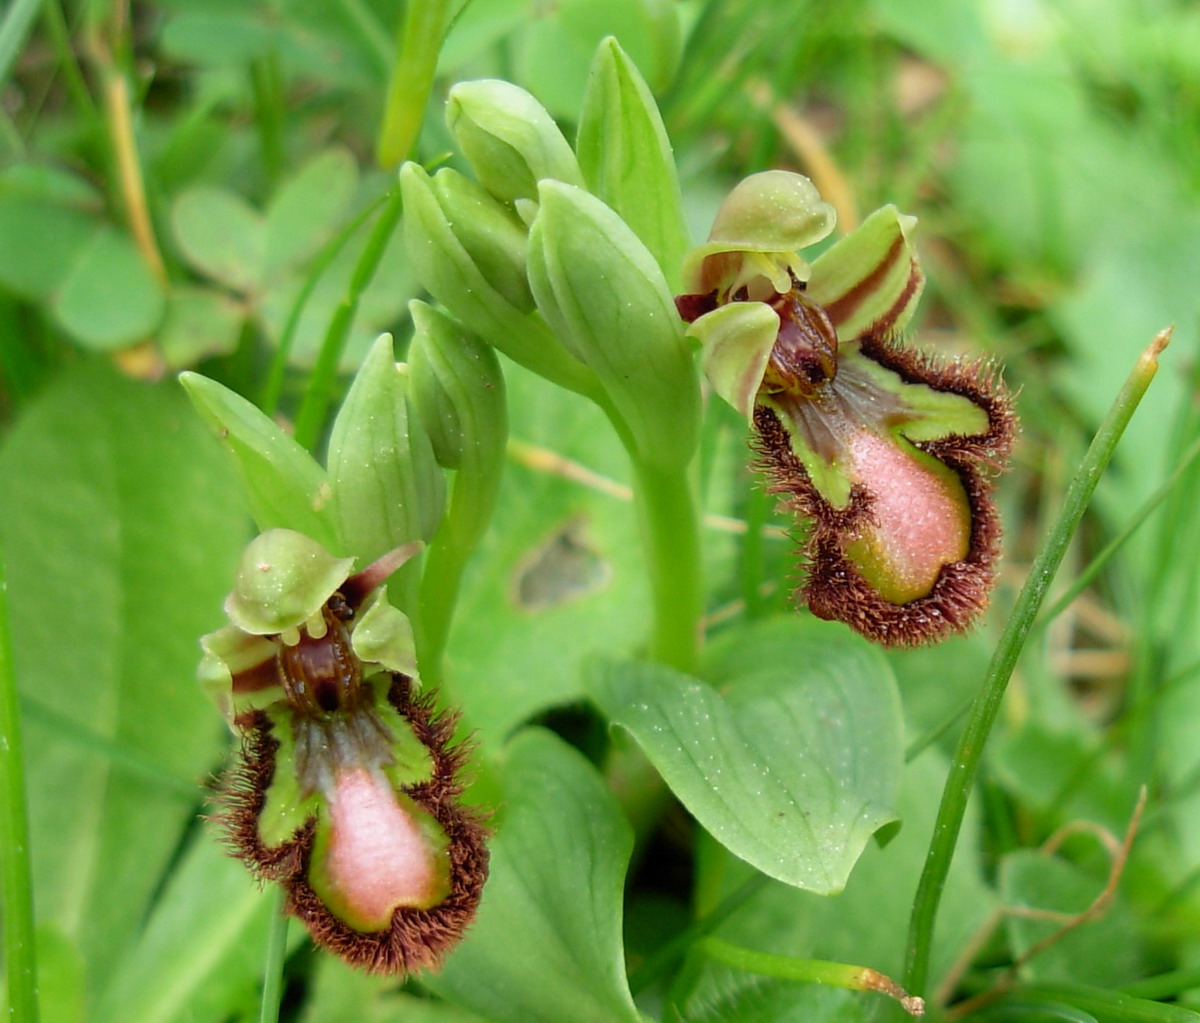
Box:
[0,544,39,1023]
[902,328,1173,999]
[250,51,285,189]
[260,191,391,414]
[293,187,404,450]
[702,938,923,1016]
[631,456,704,675]
[257,888,289,1023]
[375,0,452,169]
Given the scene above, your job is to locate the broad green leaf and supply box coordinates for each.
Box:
[179,372,337,550]
[93,833,286,1023]
[301,958,492,1023]
[589,617,903,893]
[577,37,689,290]
[678,972,861,1023]
[326,333,445,562]
[0,360,248,995]
[52,227,166,350]
[0,195,97,299]
[172,186,265,294]
[264,147,358,280]
[157,285,245,368]
[426,729,640,1023]
[1000,850,1144,987]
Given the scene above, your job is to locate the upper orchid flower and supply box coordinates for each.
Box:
[678,171,1015,645]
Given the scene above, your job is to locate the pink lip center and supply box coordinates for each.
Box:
[844,430,970,604]
[323,767,444,928]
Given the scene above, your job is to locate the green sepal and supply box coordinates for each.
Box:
[528,180,700,470]
[198,624,280,725]
[577,38,688,291]
[682,171,835,298]
[350,595,419,679]
[446,80,584,205]
[408,300,508,474]
[430,168,534,312]
[257,706,319,847]
[807,204,924,341]
[179,372,337,550]
[399,162,597,397]
[326,333,445,563]
[690,302,780,419]
[224,528,354,635]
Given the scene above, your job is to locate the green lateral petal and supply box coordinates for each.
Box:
[350,596,419,678]
[224,529,354,635]
[446,80,584,205]
[691,302,779,419]
[807,204,924,341]
[577,38,689,291]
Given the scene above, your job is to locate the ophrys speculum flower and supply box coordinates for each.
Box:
[200,529,488,972]
[679,171,1015,645]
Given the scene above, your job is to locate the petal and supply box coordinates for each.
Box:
[807,205,924,341]
[690,302,780,419]
[350,596,419,677]
[198,624,281,725]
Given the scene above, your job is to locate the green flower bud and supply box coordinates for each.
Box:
[446,80,584,205]
[326,333,445,564]
[408,300,507,473]
[577,37,689,290]
[528,180,700,470]
[400,162,597,397]
[430,168,534,312]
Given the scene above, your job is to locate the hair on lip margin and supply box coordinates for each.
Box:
[215,674,490,974]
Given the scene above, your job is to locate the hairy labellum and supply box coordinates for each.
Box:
[681,171,1017,645]
[202,530,488,972]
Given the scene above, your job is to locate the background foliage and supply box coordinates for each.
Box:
[3,0,1200,1020]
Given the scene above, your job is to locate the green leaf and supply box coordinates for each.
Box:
[426,729,640,1023]
[0,195,97,300]
[172,186,265,294]
[1000,850,1145,987]
[0,360,248,992]
[528,180,700,469]
[577,37,689,290]
[325,333,445,562]
[92,833,286,1023]
[301,957,492,1023]
[179,372,337,550]
[52,227,165,350]
[157,286,245,369]
[263,147,358,280]
[589,617,903,893]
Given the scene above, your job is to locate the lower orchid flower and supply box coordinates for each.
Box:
[678,171,1016,645]
[199,529,488,972]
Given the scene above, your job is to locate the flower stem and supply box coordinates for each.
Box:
[631,456,704,675]
[0,543,40,1023]
[257,887,289,1023]
[902,327,1173,999]
[293,186,403,450]
[375,0,452,169]
[701,938,924,1016]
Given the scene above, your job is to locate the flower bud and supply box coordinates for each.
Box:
[446,80,584,205]
[528,180,700,470]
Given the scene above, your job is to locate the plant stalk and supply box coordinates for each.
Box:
[375,0,452,169]
[902,327,1173,1000]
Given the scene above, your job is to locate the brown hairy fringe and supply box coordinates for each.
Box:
[753,333,1016,646]
[213,673,489,974]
